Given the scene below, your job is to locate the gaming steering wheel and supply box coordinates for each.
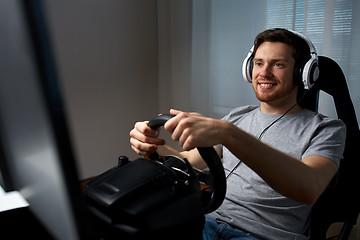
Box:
[147,114,226,213]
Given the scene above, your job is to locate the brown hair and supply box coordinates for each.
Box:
[253,28,310,69]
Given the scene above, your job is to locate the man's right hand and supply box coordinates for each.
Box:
[129,121,166,156]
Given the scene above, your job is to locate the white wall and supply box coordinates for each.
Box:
[157,0,193,114]
[44,0,159,178]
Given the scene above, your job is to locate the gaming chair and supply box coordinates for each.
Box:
[301,56,360,240]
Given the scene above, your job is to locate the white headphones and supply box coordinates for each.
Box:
[242,29,319,90]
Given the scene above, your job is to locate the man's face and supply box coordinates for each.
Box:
[252,41,298,109]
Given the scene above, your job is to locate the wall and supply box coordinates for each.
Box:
[44,0,159,178]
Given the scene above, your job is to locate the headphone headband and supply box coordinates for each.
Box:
[288,30,317,55]
[242,29,319,90]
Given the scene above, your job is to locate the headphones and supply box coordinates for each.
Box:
[242,30,319,90]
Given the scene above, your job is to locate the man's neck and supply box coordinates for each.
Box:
[260,102,303,115]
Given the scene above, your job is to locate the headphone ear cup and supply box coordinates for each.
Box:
[242,47,254,83]
[293,62,305,87]
[301,56,319,90]
[247,57,254,82]
[288,30,319,90]
[309,61,319,86]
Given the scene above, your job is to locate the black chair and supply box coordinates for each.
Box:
[300,56,360,240]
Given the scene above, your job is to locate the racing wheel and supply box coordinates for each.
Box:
[147,114,226,213]
[84,114,226,239]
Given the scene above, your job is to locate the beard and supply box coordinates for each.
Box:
[252,79,299,106]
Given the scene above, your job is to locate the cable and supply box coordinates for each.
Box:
[257,102,298,140]
[226,90,309,179]
[226,102,297,179]
[225,161,242,179]
[258,90,308,140]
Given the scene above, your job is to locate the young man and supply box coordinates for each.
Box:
[129,28,346,240]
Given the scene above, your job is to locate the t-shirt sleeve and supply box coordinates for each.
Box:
[302,118,346,167]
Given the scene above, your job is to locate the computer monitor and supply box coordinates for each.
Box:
[0,1,88,239]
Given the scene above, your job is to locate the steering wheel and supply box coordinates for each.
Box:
[147,114,226,213]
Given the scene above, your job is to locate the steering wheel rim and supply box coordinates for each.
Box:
[147,114,226,213]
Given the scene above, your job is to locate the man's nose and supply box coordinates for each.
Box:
[259,64,273,78]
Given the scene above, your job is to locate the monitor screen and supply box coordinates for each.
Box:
[0,1,87,239]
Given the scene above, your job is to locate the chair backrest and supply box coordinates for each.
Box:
[300,56,360,239]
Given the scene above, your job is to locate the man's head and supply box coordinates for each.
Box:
[251,40,299,110]
[252,28,312,88]
[242,28,318,111]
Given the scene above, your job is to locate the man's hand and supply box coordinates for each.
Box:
[129,121,166,156]
[164,109,226,151]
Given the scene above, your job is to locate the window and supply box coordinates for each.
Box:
[265,0,355,118]
[189,0,360,122]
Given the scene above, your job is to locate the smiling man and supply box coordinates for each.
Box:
[252,41,298,113]
[129,28,346,240]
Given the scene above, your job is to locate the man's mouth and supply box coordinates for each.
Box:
[258,82,277,88]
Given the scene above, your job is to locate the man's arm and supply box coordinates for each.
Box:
[221,121,338,205]
[164,110,338,205]
[130,110,338,205]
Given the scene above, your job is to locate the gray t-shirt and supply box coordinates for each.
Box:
[208,105,346,240]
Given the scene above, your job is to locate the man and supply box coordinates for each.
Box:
[129,28,346,240]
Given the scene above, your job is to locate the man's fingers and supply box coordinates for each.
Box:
[134,121,160,137]
[130,138,158,155]
[130,128,165,145]
[169,108,183,115]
